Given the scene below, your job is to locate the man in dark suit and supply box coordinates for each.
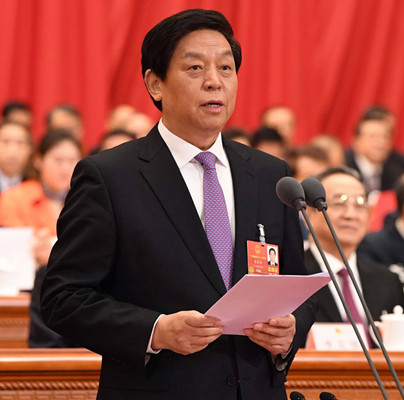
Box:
[345,114,404,194]
[304,167,404,343]
[41,9,316,400]
[358,174,404,274]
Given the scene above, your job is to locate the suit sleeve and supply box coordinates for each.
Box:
[41,158,160,374]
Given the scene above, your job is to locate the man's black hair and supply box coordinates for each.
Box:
[141,9,242,111]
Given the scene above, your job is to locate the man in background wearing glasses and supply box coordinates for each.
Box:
[304,166,404,347]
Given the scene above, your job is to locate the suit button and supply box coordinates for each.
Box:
[227,376,239,386]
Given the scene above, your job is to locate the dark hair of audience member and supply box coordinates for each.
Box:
[222,127,251,146]
[99,129,137,152]
[0,120,32,144]
[37,129,82,161]
[354,114,391,137]
[141,8,242,111]
[45,104,82,126]
[285,145,329,177]
[2,101,31,119]
[314,165,362,182]
[250,126,283,148]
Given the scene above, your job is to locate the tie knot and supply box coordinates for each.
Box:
[195,151,216,170]
[337,268,348,280]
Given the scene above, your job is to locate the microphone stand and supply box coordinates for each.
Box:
[318,205,404,399]
[296,203,390,400]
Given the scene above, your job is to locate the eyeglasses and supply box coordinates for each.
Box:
[328,194,369,211]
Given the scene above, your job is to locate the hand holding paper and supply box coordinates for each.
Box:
[205,272,330,335]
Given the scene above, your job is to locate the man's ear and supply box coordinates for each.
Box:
[144,69,162,102]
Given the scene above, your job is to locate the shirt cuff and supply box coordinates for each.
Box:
[146,314,164,354]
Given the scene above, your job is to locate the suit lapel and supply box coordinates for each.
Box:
[138,128,227,295]
[224,139,258,286]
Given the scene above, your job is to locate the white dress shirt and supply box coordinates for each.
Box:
[309,244,366,322]
[158,120,235,243]
[146,120,235,357]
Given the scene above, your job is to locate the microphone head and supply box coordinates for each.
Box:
[276,176,306,211]
[301,177,327,211]
[290,391,306,400]
[319,392,337,400]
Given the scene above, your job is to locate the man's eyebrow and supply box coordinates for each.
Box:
[182,50,233,58]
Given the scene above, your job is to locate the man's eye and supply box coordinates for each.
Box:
[190,65,201,70]
[221,65,231,70]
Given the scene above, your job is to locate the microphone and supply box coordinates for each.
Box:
[301,177,404,400]
[300,177,326,211]
[276,177,390,400]
[290,391,306,400]
[319,392,337,400]
[276,176,306,211]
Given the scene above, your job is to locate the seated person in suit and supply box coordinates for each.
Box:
[40,9,316,400]
[358,173,404,284]
[346,107,404,194]
[304,166,404,347]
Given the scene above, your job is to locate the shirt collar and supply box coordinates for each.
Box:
[309,243,357,275]
[0,170,22,190]
[158,120,229,169]
[354,153,382,178]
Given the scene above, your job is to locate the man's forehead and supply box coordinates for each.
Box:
[322,174,365,194]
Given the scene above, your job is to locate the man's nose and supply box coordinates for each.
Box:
[204,68,222,90]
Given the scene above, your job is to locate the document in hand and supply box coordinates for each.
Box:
[205,272,330,335]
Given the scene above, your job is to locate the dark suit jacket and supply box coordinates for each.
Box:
[358,223,404,267]
[41,127,316,400]
[304,249,404,326]
[346,149,404,192]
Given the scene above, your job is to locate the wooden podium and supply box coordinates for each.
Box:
[0,349,403,399]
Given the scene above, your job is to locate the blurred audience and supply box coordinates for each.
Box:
[46,104,84,142]
[285,145,330,183]
[99,129,137,152]
[310,134,346,167]
[251,126,286,158]
[358,174,404,284]
[305,167,404,346]
[346,108,404,194]
[0,129,82,348]
[125,110,155,138]
[0,121,33,193]
[222,127,251,146]
[261,105,296,146]
[0,129,81,252]
[106,104,137,131]
[1,101,33,129]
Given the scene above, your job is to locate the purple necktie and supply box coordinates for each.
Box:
[338,268,371,347]
[195,151,234,291]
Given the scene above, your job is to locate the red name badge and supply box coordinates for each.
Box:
[247,240,279,275]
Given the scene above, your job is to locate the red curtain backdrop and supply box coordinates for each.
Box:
[1,0,404,151]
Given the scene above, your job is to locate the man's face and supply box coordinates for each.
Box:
[354,120,392,165]
[151,29,238,146]
[262,107,295,145]
[50,110,83,141]
[269,250,276,263]
[0,124,32,177]
[307,173,370,253]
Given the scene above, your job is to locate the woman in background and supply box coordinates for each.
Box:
[0,129,82,347]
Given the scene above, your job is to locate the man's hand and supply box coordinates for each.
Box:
[151,310,223,355]
[244,314,296,355]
